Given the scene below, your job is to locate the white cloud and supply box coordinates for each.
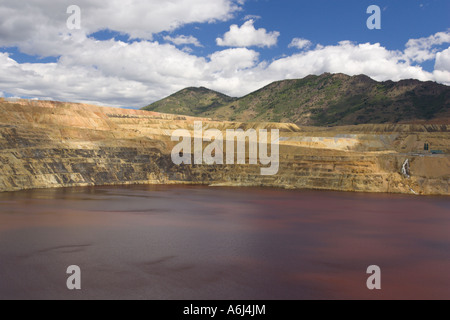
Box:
[435,48,450,71]
[216,20,280,48]
[0,36,263,106]
[163,35,203,47]
[434,48,450,85]
[243,15,261,21]
[404,31,450,63]
[288,38,312,50]
[267,41,433,83]
[0,0,241,53]
[181,47,194,53]
[209,48,259,72]
[0,51,154,106]
[1,36,449,107]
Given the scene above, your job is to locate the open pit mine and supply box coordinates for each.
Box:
[0,99,448,195]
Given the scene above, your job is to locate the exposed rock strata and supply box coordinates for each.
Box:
[0,99,448,195]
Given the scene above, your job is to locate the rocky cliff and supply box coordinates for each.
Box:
[0,99,448,195]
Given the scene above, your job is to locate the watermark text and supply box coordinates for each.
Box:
[171,122,280,176]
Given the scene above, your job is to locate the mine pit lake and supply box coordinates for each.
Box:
[0,185,449,300]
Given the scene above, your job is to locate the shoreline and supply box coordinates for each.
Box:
[2,181,448,197]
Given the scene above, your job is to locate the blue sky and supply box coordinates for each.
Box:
[168,0,449,60]
[0,0,449,108]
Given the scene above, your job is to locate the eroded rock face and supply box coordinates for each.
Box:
[0,99,448,195]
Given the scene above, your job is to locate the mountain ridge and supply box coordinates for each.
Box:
[143,86,236,117]
[143,73,450,126]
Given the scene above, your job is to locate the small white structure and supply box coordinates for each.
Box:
[401,159,410,178]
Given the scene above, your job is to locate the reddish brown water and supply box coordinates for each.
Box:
[0,185,449,300]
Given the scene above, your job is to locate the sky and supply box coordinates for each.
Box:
[0,0,449,108]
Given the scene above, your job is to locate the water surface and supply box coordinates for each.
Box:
[0,185,449,300]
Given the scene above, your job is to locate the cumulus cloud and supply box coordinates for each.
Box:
[0,51,155,106]
[163,35,203,47]
[267,41,433,83]
[0,36,263,106]
[434,48,450,85]
[0,0,241,52]
[209,48,259,73]
[435,48,450,71]
[216,20,280,48]
[3,37,448,107]
[404,30,450,63]
[288,38,312,50]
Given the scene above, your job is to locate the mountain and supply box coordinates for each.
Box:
[143,73,450,126]
[143,86,236,116]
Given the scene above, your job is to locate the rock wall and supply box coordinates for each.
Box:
[0,100,448,195]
